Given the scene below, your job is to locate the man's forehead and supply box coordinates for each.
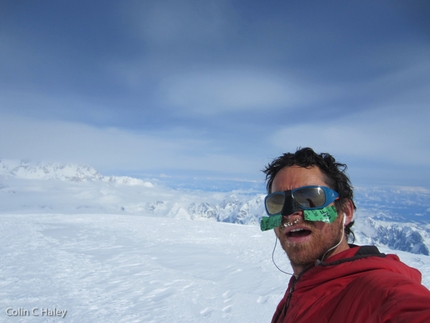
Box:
[271,165,327,191]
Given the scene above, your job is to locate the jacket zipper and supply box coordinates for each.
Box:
[276,278,298,322]
[277,269,309,322]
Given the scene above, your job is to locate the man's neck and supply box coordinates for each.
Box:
[291,240,351,276]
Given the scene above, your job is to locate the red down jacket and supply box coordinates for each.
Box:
[272,245,430,323]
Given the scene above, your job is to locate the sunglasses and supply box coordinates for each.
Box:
[264,185,339,216]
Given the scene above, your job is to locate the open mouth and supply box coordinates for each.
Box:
[287,228,312,238]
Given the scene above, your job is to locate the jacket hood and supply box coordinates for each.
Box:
[295,245,422,291]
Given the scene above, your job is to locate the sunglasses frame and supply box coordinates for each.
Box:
[264,185,339,216]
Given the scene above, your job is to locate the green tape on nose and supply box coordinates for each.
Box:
[304,206,338,223]
[260,214,282,231]
[260,206,338,231]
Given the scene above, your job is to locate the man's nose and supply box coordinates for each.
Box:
[282,210,303,217]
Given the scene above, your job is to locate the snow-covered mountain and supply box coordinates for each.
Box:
[0,159,152,185]
[1,159,429,256]
[2,159,429,323]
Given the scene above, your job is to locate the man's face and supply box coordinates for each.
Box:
[272,165,344,273]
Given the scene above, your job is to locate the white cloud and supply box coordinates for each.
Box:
[0,114,258,176]
[269,104,430,166]
[159,67,331,115]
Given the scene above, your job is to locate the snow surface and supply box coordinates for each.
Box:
[1,213,430,323]
[1,160,430,322]
[0,213,286,322]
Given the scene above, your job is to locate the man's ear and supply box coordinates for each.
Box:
[342,199,355,226]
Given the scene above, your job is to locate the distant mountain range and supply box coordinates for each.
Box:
[1,159,429,256]
[0,159,153,186]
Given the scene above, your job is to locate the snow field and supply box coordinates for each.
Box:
[0,213,289,322]
[1,212,429,323]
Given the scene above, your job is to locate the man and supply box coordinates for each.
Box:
[261,147,430,323]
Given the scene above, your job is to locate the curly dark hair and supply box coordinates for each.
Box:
[263,147,356,240]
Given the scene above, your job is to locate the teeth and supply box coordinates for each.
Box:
[290,228,303,233]
[282,219,300,228]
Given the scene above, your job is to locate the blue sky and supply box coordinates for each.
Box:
[1,0,430,191]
